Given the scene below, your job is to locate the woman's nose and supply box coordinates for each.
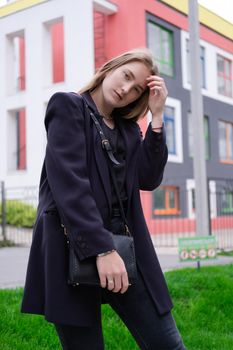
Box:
[121,83,131,95]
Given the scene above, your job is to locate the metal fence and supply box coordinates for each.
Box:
[142,185,233,249]
[0,182,38,246]
[1,181,233,249]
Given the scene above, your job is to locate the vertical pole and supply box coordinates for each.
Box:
[188,0,209,237]
[1,181,7,241]
[207,178,212,236]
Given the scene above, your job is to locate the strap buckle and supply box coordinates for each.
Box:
[102,139,112,151]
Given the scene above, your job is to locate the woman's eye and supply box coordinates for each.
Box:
[124,72,130,80]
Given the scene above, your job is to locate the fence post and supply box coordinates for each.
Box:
[207,179,212,236]
[1,181,7,241]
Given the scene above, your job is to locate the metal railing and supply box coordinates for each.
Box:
[0,181,38,246]
[1,181,233,249]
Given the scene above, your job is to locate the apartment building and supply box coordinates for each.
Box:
[1,0,233,237]
[0,0,116,188]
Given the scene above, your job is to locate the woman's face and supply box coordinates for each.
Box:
[101,61,151,109]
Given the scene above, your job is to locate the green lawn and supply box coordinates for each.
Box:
[0,265,233,350]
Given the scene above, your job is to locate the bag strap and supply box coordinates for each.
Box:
[87,106,120,166]
[107,162,130,235]
[82,99,130,235]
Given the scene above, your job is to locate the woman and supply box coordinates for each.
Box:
[21,48,186,349]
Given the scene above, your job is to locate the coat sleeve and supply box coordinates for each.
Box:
[44,92,115,260]
[137,122,168,191]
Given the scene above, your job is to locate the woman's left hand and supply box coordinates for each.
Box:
[146,76,168,120]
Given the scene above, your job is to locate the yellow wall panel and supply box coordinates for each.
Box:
[160,0,233,40]
[0,0,48,18]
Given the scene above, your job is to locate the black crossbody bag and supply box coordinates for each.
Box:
[65,104,137,286]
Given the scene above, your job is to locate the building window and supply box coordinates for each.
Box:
[164,106,176,155]
[220,190,233,214]
[50,21,64,83]
[43,18,64,85]
[186,39,206,88]
[160,97,183,163]
[204,117,210,160]
[94,11,106,70]
[217,55,232,97]
[219,120,233,163]
[6,31,25,93]
[188,114,210,159]
[147,21,174,77]
[186,179,217,219]
[8,109,26,171]
[153,186,180,216]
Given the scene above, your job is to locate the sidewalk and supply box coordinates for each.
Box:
[1,246,233,289]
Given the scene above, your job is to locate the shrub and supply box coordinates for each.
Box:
[0,200,36,228]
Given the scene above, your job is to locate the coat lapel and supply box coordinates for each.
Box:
[81,92,112,212]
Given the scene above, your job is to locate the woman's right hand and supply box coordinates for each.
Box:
[96,251,129,294]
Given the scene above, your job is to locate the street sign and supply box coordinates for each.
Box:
[178,236,217,262]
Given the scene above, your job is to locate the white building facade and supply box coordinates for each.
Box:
[0,0,117,188]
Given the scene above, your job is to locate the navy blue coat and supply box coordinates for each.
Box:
[21,91,173,326]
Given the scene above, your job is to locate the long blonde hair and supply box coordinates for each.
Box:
[79,48,158,121]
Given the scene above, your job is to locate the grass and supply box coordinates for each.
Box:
[0,265,233,349]
[218,249,233,257]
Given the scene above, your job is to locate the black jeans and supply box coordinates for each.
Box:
[54,270,186,350]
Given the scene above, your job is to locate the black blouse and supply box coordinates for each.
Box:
[101,120,128,211]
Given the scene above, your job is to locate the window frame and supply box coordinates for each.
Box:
[220,190,233,214]
[164,106,176,155]
[7,108,27,172]
[165,97,183,163]
[186,179,217,219]
[43,17,65,87]
[218,120,233,164]
[153,186,180,216]
[217,54,232,98]
[147,20,174,77]
[147,97,183,163]
[186,38,206,89]
[181,30,233,106]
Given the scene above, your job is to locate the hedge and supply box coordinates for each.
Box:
[0,200,36,228]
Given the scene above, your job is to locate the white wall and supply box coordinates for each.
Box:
[181,30,233,106]
[0,0,95,188]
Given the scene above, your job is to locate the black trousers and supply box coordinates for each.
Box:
[54,269,186,350]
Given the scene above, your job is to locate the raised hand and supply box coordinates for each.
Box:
[146,76,168,127]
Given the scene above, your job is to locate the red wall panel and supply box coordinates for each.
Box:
[94,11,107,70]
[51,22,65,83]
